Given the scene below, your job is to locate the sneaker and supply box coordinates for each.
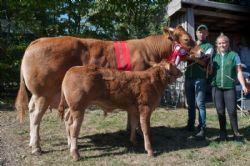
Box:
[195,128,205,140]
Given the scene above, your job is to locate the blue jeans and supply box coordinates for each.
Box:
[185,78,207,128]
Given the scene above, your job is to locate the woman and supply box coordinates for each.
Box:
[210,33,248,141]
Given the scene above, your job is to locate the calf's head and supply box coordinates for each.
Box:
[151,61,182,83]
[163,61,182,79]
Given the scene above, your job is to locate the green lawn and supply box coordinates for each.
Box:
[2,107,250,166]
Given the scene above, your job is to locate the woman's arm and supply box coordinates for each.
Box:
[237,65,248,95]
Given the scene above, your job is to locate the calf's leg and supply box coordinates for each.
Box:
[129,111,139,145]
[139,106,154,157]
[64,110,72,148]
[68,109,84,161]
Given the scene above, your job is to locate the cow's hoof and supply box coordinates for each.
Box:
[32,147,42,156]
[147,150,154,157]
[71,150,80,161]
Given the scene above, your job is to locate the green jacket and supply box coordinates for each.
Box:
[185,41,213,79]
[211,51,238,89]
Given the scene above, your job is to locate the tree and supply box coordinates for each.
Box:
[0,0,170,98]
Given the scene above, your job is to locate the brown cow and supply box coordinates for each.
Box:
[58,61,182,160]
[15,25,201,155]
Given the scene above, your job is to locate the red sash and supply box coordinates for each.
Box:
[114,41,132,71]
[166,43,187,65]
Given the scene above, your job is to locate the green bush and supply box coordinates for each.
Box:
[0,43,27,97]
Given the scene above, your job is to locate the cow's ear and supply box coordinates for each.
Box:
[163,27,176,41]
[176,25,185,31]
[149,61,157,67]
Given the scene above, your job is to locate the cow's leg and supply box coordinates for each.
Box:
[129,111,139,146]
[68,109,84,161]
[64,110,72,148]
[28,96,36,147]
[139,106,154,157]
[29,96,48,155]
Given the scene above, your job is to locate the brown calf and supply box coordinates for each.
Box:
[58,61,182,160]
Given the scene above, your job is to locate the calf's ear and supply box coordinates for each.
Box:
[166,62,173,71]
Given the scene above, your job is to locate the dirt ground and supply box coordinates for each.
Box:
[0,104,20,166]
[1,103,249,166]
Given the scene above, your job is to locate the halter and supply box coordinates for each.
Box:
[166,42,188,65]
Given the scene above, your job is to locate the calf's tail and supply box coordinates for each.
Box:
[58,89,66,121]
[15,68,29,123]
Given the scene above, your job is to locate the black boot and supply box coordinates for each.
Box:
[230,118,243,141]
[219,130,228,141]
[195,127,205,140]
[187,125,195,131]
[233,131,243,141]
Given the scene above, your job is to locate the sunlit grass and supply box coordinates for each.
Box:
[2,107,250,165]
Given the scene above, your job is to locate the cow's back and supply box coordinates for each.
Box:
[22,36,85,106]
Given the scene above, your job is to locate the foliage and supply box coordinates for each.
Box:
[0,44,27,95]
[0,0,170,96]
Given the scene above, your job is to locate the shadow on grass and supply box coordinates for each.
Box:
[240,125,250,140]
[72,125,250,159]
[43,124,250,160]
[56,126,225,158]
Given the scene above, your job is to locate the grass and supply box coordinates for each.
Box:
[2,107,250,165]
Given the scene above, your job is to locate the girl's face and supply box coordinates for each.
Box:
[217,37,229,53]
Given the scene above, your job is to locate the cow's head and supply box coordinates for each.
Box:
[164,25,195,51]
[164,25,204,64]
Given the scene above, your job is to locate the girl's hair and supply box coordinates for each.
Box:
[216,32,231,52]
[216,32,230,44]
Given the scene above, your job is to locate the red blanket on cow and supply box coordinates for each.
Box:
[114,41,132,70]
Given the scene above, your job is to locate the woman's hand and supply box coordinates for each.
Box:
[242,86,248,95]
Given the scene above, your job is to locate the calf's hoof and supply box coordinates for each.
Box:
[67,142,71,148]
[71,150,80,161]
[32,147,42,156]
[147,150,154,157]
[130,140,138,146]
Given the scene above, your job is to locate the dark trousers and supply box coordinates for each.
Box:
[212,87,239,134]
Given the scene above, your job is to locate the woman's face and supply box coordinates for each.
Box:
[217,37,229,53]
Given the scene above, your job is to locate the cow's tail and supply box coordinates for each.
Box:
[15,67,29,123]
[58,89,66,121]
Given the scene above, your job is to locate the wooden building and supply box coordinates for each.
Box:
[167,0,250,47]
[163,0,250,107]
